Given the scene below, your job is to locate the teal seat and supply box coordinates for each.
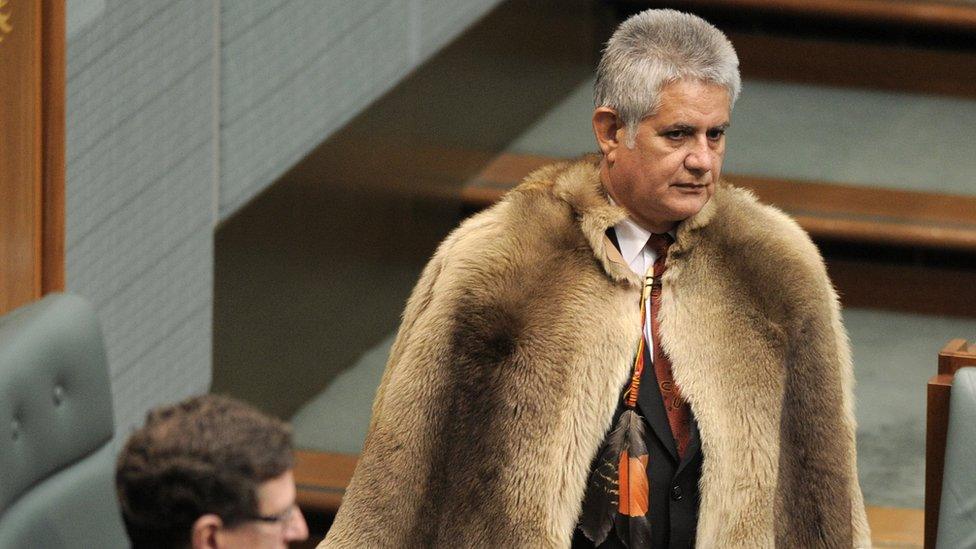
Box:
[0,294,128,548]
[937,367,976,549]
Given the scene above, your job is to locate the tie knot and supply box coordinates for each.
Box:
[647,233,673,258]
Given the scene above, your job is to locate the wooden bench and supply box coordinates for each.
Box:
[615,1,976,101]
[462,153,976,254]
[295,450,357,514]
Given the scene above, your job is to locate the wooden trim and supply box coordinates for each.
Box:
[937,338,976,376]
[865,506,924,547]
[825,258,976,319]
[925,377,952,549]
[731,32,976,100]
[640,0,976,34]
[795,215,976,253]
[462,153,976,254]
[0,0,43,314]
[294,450,358,514]
[41,0,65,294]
[0,0,64,314]
[925,339,976,549]
[611,4,976,99]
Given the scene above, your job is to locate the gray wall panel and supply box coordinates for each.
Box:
[220,0,290,43]
[67,2,157,77]
[219,0,412,217]
[66,0,215,434]
[67,60,212,249]
[67,1,209,166]
[65,0,502,432]
[111,305,212,437]
[97,229,212,406]
[221,1,385,125]
[218,0,503,218]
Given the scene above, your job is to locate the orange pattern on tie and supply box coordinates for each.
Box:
[647,233,691,458]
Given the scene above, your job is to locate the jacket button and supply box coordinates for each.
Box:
[671,486,683,501]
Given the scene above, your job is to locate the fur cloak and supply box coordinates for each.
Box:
[321,157,871,548]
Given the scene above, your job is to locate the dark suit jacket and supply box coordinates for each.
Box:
[572,230,703,548]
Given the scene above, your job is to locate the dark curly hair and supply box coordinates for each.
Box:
[115,394,293,548]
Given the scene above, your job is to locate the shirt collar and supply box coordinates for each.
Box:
[613,215,652,267]
[609,197,677,266]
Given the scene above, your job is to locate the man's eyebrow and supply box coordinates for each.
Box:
[661,123,696,133]
[661,122,730,132]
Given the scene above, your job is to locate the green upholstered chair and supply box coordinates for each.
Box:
[937,367,976,549]
[0,294,128,548]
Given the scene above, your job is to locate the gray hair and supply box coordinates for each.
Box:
[594,9,741,147]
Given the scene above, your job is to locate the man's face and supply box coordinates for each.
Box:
[599,79,730,233]
[214,470,309,549]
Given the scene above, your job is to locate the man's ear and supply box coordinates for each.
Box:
[592,107,623,162]
[191,514,222,549]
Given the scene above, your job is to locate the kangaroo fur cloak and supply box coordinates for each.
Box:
[321,157,871,548]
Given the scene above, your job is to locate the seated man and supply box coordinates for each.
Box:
[116,394,309,548]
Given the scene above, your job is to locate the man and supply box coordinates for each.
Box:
[116,394,309,548]
[323,9,870,548]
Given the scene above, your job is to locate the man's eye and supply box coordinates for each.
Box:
[665,130,685,140]
[707,128,725,140]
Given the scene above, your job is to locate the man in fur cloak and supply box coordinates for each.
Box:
[322,9,871,549]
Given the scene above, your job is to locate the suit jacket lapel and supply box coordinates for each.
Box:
[676,415,702,475]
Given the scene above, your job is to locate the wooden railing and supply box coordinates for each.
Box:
[295,450,357,514]
[0,0,65,315]
[625,1,976,100]
[462,153,976,254]
[924,339,976,549]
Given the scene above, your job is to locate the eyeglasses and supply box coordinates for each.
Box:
[246,503,300,527]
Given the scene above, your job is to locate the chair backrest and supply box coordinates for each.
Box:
[937,367,976,549]
[0,293,128,548]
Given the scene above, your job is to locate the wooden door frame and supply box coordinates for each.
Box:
[40,0,65,296]
[0,0,65,315]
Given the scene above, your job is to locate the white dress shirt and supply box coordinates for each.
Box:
[611,214,674,358]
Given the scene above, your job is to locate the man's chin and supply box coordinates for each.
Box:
[665,196,710,221]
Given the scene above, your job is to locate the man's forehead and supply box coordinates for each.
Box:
[650,108,730,128]
[650,81,730,124]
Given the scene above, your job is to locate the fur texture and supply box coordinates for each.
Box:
[321,157,871,548]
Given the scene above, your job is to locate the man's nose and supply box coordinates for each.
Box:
[684,138,713,173]
[285,507,310,542]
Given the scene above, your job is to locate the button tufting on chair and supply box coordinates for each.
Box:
[0,294,128,548]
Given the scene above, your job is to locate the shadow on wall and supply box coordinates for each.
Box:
[213,0,607,419]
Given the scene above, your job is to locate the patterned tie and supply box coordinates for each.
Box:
[578,232,690,547]
[646,233,691,458]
